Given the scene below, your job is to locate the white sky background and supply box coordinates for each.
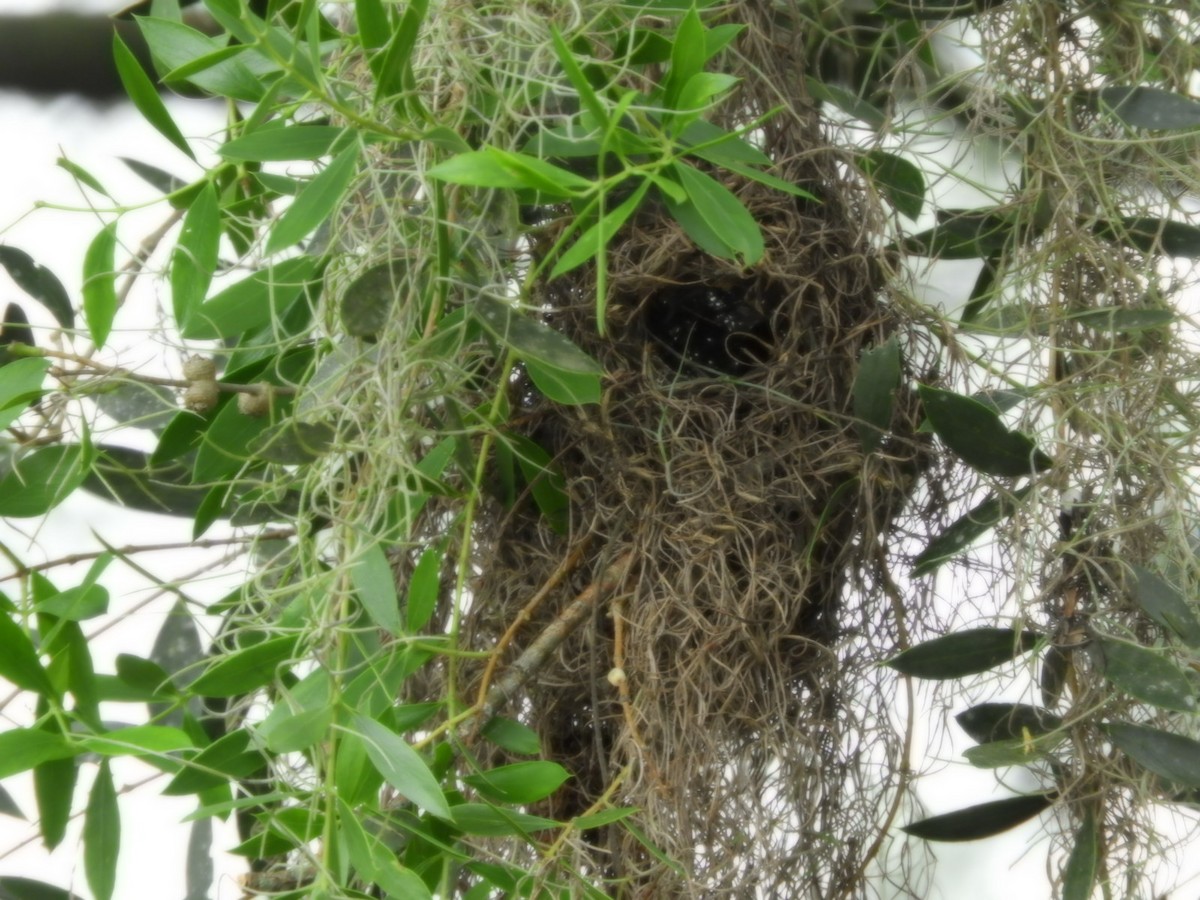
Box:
[0,3,1193,899]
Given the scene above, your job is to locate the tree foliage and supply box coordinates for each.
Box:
[3,1,1200,898]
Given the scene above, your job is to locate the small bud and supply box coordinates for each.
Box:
[606,667,626,688]
[182,355,217,381]
[237,383,271,417]
[183,379,219,413]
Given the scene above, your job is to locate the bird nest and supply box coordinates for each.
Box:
[462,134,934,898]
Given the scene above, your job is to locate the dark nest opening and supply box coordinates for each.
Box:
[462,50,936,900]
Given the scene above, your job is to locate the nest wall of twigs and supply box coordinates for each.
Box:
[455,11,936,897]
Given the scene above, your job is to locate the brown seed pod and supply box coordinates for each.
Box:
[182,355,217,381]
[183,379,219,413]
[237,383,272,417]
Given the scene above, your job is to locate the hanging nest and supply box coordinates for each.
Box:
[457,14,937,898]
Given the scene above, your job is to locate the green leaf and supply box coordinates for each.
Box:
[182,255,318,340]
[1098,86,1200,130]
[663,7,706,110]
[0,246,73,328]
[902,793,1053,842]
[219,126,348,162]
[1067,307,1174,333]
[1063,810,1098,900]
[900,212,1017,259]
[0,784,23,819]
[82,223,119,350]
[57,157,111,197]
[112,32,193,160]
[0,729,75,779]
[1096,637,1196,713]
[1093,217,1200,258]
[340,260,403,337]
[480,718,541,756]
[171,182,220,328]
[83,760,120,900]
[164,730,263,795]
[550,27,608,129]
[675,71,739,117]
[189,634,300,697]
[0,878,81,900]
[120,157,186,195]
[887,628,1040,679]
[407,546,442,632]
[257,669,334,754]
[0,358,49,431]
[803,76,886,130]
[267,145,360,253]
[955,702,1062,744]
[355,0,390,50]
[551,180,649,279]
[37,584,109,622]
[374,0,426,102]
[81,725,193,756]
[351,542,403,636]
[859,150,924,220]
[450,803,559,836]
[1107,722,1200,787]
[912,487,1031,576]
[525,359,601,406]
[0,445,90,518]
[353,714,452,820]
[463,761,570,804]
[427,148,591,197]
[669,162,763,264]
[137,17,263,101]
[918,385,1052,477]
[474,297,601,374]
[853,337,900,452]
[509,434,569,532]
[1129,566,1200,648]
[33,755,75,849]
[81,445,209,517]
[248,420,336,465]
[963,735,1062,768]
[115,654,175,699]
[0,612,58,697]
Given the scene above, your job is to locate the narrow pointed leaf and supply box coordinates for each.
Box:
[0,247,72,328]
[353,715,451,820]
[1097,637,1196,712]
[82,223,119,350]
[956,702,1062,744]
[0,613,58,697]
[1098,86,1200,130]
[913,487,1031,575]
[188,634,299,697]
[853,337,900,452]
[112,32,194,159]
[0,878,82,900]
[1063,810,1098,900]
[267,146,360,253]
[859,150,924,220]
[351,543,403,636]
[919,385,1052,476]
[33,756,76,849]
[524,359,601,406]
[887,628,1039,679]
[474,297,601,374]
[0,729,75,779]
[902,793,1053,842]
[670,161,763,264]
[1129,567,1200,648]
[83,761,120,900]
[1107,722,1200,787]
[463,761,570,804]
[171,182,220,328]
[1093,217,1200,258]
